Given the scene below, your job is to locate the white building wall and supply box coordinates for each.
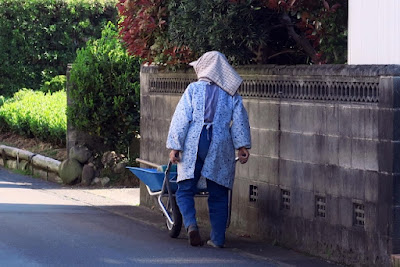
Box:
[348,0,400,64]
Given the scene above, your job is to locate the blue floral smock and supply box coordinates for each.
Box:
[166,81,251,189]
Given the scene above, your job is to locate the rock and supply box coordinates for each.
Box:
[101,151,127,170]
[17,160,29,171]
[59,159,82,184]
[101,177,110,186]
[101,151,118,168]
[69,145,92,164]
[91,177,110,187]
[81,163,95,186]
[113,162,127,174]
[5,160,17,170]
[91,177,101,185]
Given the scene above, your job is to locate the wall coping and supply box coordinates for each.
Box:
[141,64,400,77]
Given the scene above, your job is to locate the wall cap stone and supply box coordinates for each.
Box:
[141,64,400,77]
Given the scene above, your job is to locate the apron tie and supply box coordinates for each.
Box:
[204,122,213,141]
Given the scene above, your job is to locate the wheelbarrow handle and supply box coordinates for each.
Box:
[135,158,161,169]
[136,157,238,168]
[165,161,173,172]
[163,161,174,196]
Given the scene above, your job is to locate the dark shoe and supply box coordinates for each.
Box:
[206,240,224,248]
[187,225,204,246]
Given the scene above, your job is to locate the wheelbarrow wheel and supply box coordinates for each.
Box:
[166,197,182,238]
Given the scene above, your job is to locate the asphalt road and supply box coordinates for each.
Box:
[0,167,341,267]
[0,167,277,267]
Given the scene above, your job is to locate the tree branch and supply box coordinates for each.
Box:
[268,49,298,59]
[280,12,320,63]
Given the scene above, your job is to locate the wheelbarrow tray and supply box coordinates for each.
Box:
[127,167,178,193]
[127,159,232,238]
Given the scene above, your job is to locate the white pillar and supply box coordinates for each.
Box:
[348,0,400,64]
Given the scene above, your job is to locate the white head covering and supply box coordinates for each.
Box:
[189,51,243,96]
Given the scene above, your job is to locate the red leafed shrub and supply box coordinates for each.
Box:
[260,0,347,64]
[117,0,192,65]
[118,0,347,65]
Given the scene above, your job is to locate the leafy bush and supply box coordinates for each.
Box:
[117,0,191,65]
[0,0,118,97]
[40,75,67,93]
[0,96,5,107]
[69,22,141,153]
[168,0,279,65]
[258,0,348,64]
[0,89,67,144]
[118,0,347,65]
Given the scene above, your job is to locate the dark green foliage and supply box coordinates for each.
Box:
[0,0,118,97]
[166,0,317,65]
[119,0,347,65]
[40,75,67,93]
[0,96,6,132]
[69,22,141,153]
[318,2,348,64]
[168,0,279,65]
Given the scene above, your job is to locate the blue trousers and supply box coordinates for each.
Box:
[175,126,229,247]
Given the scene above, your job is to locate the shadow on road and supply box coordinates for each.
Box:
[0,166,341,267]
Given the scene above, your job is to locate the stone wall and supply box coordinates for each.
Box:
[139,64,400,266]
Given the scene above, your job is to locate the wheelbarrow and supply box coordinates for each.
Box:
[127,158,233,238]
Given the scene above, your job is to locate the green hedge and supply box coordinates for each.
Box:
[0,0,118,97]
[0,89,67,145]
[40,75,67,94]
[69,22,141,153]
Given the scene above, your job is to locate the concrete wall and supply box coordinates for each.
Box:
[139,64,400,266]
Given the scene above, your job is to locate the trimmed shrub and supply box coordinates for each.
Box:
[0,0,118,96]
[40,75,67,93]
[0,89,67,144]
[69,22,141,153]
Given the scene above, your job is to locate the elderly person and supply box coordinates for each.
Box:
[166,51,251,248]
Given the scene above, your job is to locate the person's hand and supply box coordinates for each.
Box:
[169,150,180,164]
[238,147,249,164]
